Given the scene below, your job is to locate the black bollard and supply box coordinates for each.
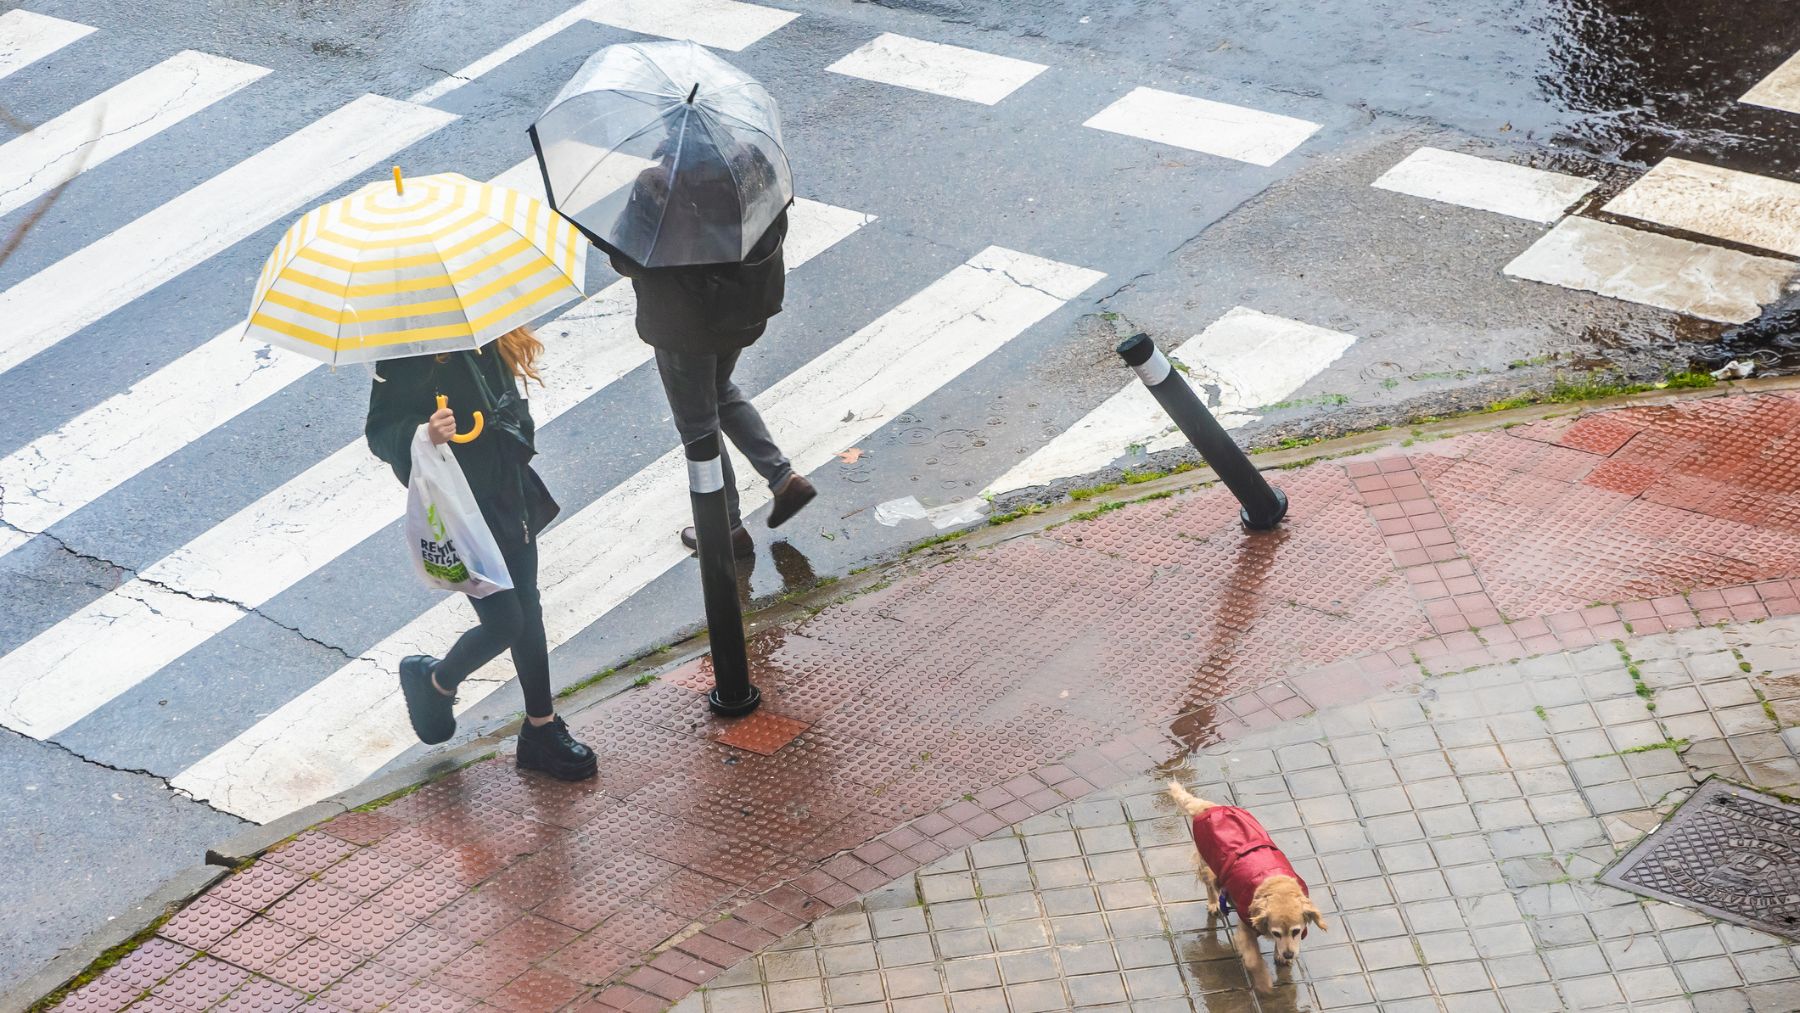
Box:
[1116,332,1288,531]
[684,430,761,716]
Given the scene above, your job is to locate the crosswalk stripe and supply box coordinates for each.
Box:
[826,33,1046,105]
[0,51,269,220]
[407,0,798,106]
[1504,216,1795,324]
[0,10,94,80]
[0,199,871,742]
[172,246,1104,823]
[1083,86,1319,167]
[1371,147,1596,224]
[986,307,1356,497]
[0,159,547,566]
[583,0,798,52]
[1742,49,1800,115]
[1604,157,1800,259]
[0,94,457,377]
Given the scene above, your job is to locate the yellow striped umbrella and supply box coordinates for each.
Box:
[244,169,585,365]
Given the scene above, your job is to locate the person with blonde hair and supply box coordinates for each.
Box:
[364,326,596,781]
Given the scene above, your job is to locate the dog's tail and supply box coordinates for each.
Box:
[1166,780,1214,818]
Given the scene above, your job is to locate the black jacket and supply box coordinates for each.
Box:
[608,208,788,357]
[364,347,558,536]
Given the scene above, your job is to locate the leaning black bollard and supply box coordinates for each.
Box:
[684,430,761,716]
[1116,332,1289,531]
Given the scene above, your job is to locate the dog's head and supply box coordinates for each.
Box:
[1247,878,1329,964]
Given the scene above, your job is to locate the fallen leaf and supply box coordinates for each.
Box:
[837,447,864,464]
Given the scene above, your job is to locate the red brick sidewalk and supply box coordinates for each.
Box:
[52,390,1800,1013]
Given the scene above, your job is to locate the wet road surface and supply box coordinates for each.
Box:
[1,0,1798,989]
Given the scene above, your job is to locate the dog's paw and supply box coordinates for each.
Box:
[1206,901,1221,917]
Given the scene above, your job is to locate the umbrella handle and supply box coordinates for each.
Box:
[435,394,484,444]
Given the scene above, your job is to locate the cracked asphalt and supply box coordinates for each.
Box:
[3,0,1799,994]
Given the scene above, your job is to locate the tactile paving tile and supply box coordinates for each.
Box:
[209,917,309,973]
[212,976,306,1013]
[321,810,406,846]
[425,942,532,999]
[483,912,579,961]
[371,867,465,921]
[485,968,585,1013]
[158,895,256,950]
[151,956,251,1010]
[374,924,471,978]
[266,880,361,936]
[265,939,362,994]
[711,709,810,755]
[320,849,414,900]
[379,983,475,1013]
[319,901,419,958]
[262,830,359,875]
[1557,412,1644,455]
[209,863,307,915]
[319,961,414,1013]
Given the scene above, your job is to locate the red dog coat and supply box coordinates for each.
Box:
[1190,805,1309,928]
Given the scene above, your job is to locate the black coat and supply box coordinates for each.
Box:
[364,347,558,537]
[608,208,789,357]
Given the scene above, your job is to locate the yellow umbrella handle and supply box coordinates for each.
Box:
[435,394,484,443]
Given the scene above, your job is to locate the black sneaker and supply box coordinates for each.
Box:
[398,655,455,745]
[516,716,598,781]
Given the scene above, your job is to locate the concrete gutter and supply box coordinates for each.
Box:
[11,374,1793,1012]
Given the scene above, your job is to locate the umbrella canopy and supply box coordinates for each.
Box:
[530,40,793,269]
[245,170,586,365]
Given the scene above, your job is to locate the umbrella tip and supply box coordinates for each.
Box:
[392,165,404,195]
[687,82,698,104]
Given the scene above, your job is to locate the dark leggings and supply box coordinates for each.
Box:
[432,510,553,719]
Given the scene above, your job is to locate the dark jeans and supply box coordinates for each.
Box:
[654,346,793,528]
[432,506,553,719]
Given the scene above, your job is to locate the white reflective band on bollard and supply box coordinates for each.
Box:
[687,456,725,494]
[1132,347,1172,387]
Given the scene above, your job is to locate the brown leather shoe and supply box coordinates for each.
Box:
[681,525,754,557]
[767,473,816,528]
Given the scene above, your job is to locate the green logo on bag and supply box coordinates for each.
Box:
[427,503,448,543]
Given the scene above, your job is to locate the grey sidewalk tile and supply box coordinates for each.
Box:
[1419,805,1481,838]
[1402,898,1468,934]
[1736,946,1800,983]
[1560,972,1626,1007]
[1357,936,1422,971]
[1599,934,1668,970]
[1461,772,1523,803]
[1470,923,1537,961]
[1329,734,1387,765]
[1617,965,1684,1002]
[1065,970,1128,1006]
[706,985,769,1012]
[1678,956,1746,992]
[1418,930,1479,965]
[948,986,1008,1012]
[929,900,987,931]
[765,978,825,1012]
[1297,795,1358,825]
[1440,992,1504,1013]
[1001,980,1068,1012]
[968,838,1026,869]
[1369,966,1431,1000]
[823,942,881,974]
[1301,944,1365,978]
[763,948,823,981]
[1486,953,1551,987]
[1345,908,1408,941]
[1532,913,1597,947]
[826,970,885,1006]
[991,919,1053,952]
[934,928,994,959]
[1122,964,1184,1000]
[1025,831,1081,862]
[1365,812,1426,845]
[1311,974,1375,1008]
[1430,960,1495,994]
[1379,842,1440,875]
[943,954,1001,991]
[1392,750,1454,781]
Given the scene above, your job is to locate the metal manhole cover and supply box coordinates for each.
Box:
[1601,778,1800,939]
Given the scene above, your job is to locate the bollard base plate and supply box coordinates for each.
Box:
[708,683,762,717]
[1241,488,1289,532]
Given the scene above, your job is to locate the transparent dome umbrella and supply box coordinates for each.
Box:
[529,40,793,269]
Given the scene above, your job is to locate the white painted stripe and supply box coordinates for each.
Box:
[0,199,870,741]
[408,0,796,105]
[1742,50,1800,115]
[1083,86,1319,167]
[1504,216,1795,325]
[0,51,269,220]
[986,308,1355,497]
[0,10,94,80]
[174,246,1103,822]
[1371,147,1597,224]
[1604,157,1800,258]
[826,33,1046,105]
[0,95,457,377]
[0,160,544,565]
[584,0,797,51]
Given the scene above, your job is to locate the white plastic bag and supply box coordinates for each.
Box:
[405,425,513,598]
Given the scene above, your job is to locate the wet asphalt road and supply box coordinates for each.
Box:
[2,0,1798,992]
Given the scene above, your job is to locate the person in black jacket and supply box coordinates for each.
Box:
[610,147,814,558]
[364,327,596,781]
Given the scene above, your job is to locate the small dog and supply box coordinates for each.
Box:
[1168,781,1327,984]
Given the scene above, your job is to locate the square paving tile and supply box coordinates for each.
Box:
[712,711,812,756]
